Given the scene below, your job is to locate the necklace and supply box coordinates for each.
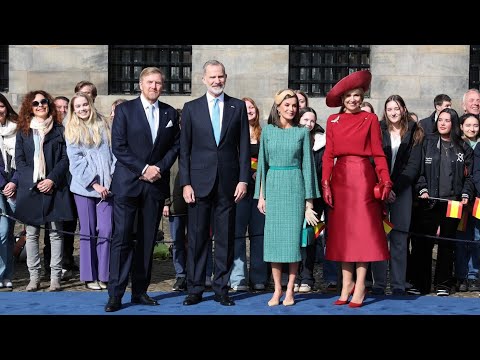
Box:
[441,141,452,151]
[441,141,453,161]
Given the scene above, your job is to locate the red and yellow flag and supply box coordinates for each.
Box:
[251,157,258,170]
[383,218,394,235]
[446,200,463,219]
[473,198,480,219]
[457,210,469,232]
[314,222,325,238]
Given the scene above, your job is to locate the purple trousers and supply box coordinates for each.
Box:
[74,194,113,282]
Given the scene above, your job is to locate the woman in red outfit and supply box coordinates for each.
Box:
[322,70,392,307]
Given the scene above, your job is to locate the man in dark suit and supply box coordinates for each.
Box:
[105,67,180,312]
[418,94,451,135]
[179,60,250,306]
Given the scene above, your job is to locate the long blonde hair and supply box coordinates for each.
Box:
[65,92,111,147]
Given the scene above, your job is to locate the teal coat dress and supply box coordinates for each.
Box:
[254,125,320,262]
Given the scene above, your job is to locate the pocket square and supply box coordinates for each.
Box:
[166,120,173,128]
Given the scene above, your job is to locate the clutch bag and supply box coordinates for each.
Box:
[301,218,314,247]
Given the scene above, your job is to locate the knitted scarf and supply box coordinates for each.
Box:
[0,119,17,172]
[29,116,54,182]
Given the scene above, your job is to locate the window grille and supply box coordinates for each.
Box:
[289,45,370,97]
[470,45,480,89]
[0,46,8,92]
[108,45,192,95]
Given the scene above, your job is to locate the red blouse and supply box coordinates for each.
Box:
[322,111,391,183]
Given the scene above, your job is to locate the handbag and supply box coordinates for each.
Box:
[301,218,314,247]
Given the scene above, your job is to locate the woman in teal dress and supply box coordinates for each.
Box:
[254,89,320,306]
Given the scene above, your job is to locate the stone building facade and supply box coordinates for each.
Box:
[4,45,470,128]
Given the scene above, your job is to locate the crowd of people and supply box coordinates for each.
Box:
[1,61,480,312]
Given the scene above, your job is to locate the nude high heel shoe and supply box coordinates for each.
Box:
[283,289,295,306]
[268,291,283,306]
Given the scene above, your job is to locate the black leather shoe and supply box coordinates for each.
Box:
[105,296,122,312]
[183,294,202,306]
[172,277,187,291]
[213,294,235,306]
[131,293,158,306]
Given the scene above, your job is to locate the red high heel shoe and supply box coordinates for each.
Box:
[348,289,367,308]
[333,284,355,305]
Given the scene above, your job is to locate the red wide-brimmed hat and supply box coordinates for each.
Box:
[325,70,372,108]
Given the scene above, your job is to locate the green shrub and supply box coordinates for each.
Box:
[153,243,170,260]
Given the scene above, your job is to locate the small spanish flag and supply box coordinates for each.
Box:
[457,210,469,232]
[383,218,394,235]
[446,200,463,219]
[314,222,325,238]
[473,198,480,219]
[251,157,258,170]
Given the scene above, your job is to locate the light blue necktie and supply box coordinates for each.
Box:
[211,98,220,145]
[147,104,156,142]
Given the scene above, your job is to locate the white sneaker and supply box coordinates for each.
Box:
[293,284,300,293]
[299,284,312,293]
[232,285,248,292]
[85,281,102,290]
[4,280,12,289]
[0,281,3,288]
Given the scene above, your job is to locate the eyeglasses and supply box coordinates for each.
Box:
[32,98,49,107]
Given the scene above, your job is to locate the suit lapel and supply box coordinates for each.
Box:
[219,94,234,144]
[135,97,154,147]
[200,95,217,145]
[153,102,167,147]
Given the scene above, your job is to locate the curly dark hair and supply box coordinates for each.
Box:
[17,90,62,135]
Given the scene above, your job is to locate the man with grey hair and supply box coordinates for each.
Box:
[462,88,480,115]
[179,60,250,306]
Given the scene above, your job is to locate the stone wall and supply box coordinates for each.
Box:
[3,45,472,128]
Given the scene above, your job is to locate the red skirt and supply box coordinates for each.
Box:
[325,156,390,262]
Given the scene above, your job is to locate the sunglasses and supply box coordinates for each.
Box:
[32,98,49,107]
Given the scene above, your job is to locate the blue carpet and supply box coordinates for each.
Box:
[1,291,480,315]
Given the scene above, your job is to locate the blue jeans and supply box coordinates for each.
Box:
[169,215,187,277]
[455,214,480,280]
[170,215,213,278]
[229,194,267,287]
[0,196,15,281]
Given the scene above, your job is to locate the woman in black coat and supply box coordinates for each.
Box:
[15,90,75,292]
[371,95,423,296]
[410,108,473,296]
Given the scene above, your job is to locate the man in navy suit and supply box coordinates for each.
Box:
[179,60,250,306]
[105,67,180,312]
